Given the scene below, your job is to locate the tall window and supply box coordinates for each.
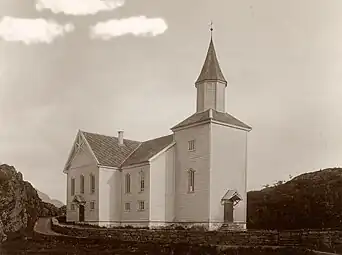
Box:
[125,174,131,193]
[188,140,195,151]
[71,178,75,196]
[90,174,95,194]
[139,171,145,192]
[188,169,195,193]
[80,175,84,194]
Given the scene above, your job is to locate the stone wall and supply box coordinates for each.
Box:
[51,218,342,253]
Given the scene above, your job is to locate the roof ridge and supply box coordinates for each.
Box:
[142,134,173,143]
[81,130,141,143]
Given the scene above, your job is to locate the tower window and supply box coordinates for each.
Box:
[125,173,131,193]
[188,169,195,193]
[188,140,196,151]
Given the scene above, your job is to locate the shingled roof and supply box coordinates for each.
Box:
[82,131,141,168]
[81,131,174,168]
[171,109,251,131]
[195,37,227,85]
[121,135,174,167]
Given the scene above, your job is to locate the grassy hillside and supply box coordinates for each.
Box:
[247,167,342,230]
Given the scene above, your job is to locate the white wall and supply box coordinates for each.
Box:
[215,83,226,112]
[149,144,175,226]
[210,123,248,228]
[98,167,121,227]
[121,164,150,226]
[174,124,210,224]
[196,81,226,112]
[66,143,99,223]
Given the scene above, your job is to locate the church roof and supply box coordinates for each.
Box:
[81,131,174,168]
[221,189,242,202]
[82,131,140,168]
[171,109,251,131]
[121,135,174,166]
[195,37,227,85]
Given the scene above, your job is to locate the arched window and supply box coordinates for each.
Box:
[188,169,195,193]
[80,175,85,194]
[125,173,131,193]
[139,170,145,192]
[90,174,95,194]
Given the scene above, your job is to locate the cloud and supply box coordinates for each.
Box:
[35,0,125,16]
[90,16,168,39]
[0,16,74,45]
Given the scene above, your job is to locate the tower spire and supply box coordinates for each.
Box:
[195,25,227,85]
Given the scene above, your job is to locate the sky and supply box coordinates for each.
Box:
[1,0,342,203]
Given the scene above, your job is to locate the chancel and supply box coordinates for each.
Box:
[63,30,252,231]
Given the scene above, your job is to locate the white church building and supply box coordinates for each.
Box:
[63,35,252,231]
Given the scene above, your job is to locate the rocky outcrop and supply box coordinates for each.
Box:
[0,164,62,243]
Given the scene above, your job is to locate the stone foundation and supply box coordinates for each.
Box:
[220,222,247,231]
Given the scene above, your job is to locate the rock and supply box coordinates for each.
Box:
[0,164,62,243]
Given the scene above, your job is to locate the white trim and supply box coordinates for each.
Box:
[171,120,210,132]
[209,108,213,119]
[121,162,149,170]
[63,130,82,173]
[80,131,100,165]
[148,142,176,162]
[210,120,251,132]
[63,130,101,173]
[98,165,119,170]
[172,119,251,133]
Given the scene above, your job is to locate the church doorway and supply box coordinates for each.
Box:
[221,189,242,224]
[223,201,234,223]
[79,205,85,222]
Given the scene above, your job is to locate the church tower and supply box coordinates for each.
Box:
[172,30,251,231]
[195,35,227,113]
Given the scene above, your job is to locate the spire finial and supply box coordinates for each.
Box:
[209,20,213,37]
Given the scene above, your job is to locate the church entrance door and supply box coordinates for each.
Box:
[223,201,233,223]
[79,205,85,222]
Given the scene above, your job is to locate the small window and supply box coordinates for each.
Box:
[90,174,95,194]
[124,202,131,212]
[139,171,145,192]
[80,175,85,194]
[188,169,195,193]
[71,178,75,196]
[188,140,195,151]
[90,201,95,210]
[71,203,75,211]
[138,201,145,211]
[125,174,131,194]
